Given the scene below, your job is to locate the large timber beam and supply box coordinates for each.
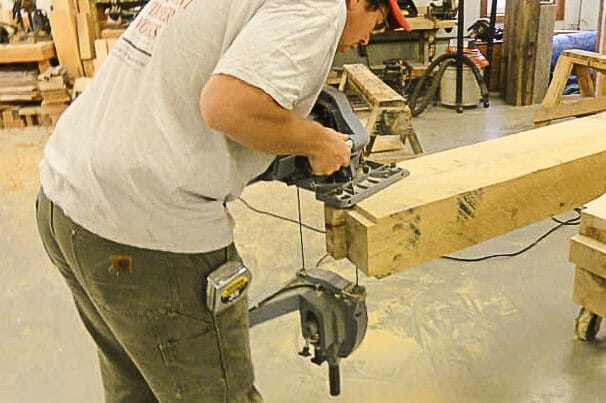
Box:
[325,113,606,278]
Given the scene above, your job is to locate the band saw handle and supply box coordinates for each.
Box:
[329,364,340,396]
[314,85,370,153]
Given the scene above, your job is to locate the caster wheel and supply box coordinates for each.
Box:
[456,106,463,114]
[575,307,602,341]
[483,102,490,108]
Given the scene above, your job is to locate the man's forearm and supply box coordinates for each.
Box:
[200,74,329,158]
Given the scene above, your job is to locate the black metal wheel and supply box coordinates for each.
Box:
[575,307,602,341]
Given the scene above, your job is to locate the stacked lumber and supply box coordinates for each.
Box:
[0,70,41,102]
[1,107,25,129]
[92,37,120,73]
[49,0,103,79]
[48,0,127,78]
[38,66,71,127]
[569,194,606,317]
[0,69,42,129]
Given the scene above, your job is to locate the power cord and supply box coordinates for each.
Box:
[441,208,583,262]
[238,197,584,265]
[238,199,337,270]
[237,197,325,234]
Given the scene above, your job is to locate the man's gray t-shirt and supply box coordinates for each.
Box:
[40,0,346,253]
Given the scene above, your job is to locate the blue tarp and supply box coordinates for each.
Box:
[551,31,597,89]
[551,31,597,71]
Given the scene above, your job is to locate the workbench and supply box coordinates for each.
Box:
[333,16,456,74]
[405,16,457,64]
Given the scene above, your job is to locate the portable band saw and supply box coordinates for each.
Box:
[207,86,409,396]
[257,85,409,208]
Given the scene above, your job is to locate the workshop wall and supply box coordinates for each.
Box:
[560,0,601,30]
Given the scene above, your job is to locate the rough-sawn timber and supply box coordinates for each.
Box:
[325,112,606,278]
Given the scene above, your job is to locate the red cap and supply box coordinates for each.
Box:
[385,0,411,32]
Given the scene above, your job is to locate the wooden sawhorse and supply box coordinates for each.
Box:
[534,49,606,127]
[338,64,423,163]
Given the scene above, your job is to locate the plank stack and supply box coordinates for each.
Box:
[49,0,125,79]
[569,194,606,318]
[38,66,71,127]
[0,69,41,129]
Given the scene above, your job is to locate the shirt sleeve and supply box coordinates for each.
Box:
[212,2,345,111]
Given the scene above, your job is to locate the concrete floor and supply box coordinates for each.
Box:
[1,97,605,403]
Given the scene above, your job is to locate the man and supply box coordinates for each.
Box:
[35,0,408,401]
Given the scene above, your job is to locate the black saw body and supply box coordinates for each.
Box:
[257,86,409,208]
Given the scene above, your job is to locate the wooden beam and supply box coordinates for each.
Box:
[49,9,84,78]
[564,49,606,70]
[325,113,606,278]
[76,11,95,60]
[0,41,55,64]
[501,1,556,105]
[533,95,606,123]
[342,64,404,108]
[341,64,422,160]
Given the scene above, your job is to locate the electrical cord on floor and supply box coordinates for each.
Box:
[237,197,326,234]
[239,196,585,264]
[238,198,334,269]
[441,208,583,262]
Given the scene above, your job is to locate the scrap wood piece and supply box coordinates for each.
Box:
[325,112,606,278]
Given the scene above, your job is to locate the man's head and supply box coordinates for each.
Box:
[338,0,410,52]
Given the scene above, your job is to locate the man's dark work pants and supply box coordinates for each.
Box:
[36,190,262,402]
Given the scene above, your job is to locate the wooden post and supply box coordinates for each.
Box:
[49,0,84,79]
[533,3,557,104]
[597,0,606,96]
[501,0,556,105]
